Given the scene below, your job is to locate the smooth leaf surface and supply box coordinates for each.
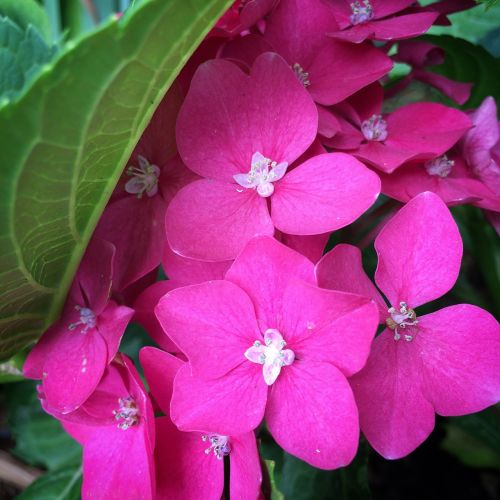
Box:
[0,0,232,359]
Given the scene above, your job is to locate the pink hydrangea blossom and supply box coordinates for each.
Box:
[155,236,379,468]
[323,83,472,173]
[328,0,439,44]
[167,52,380,260]
[61,355,155,499]
[141,347,262,499]
[316,192,500,459]
[23,239,134,414]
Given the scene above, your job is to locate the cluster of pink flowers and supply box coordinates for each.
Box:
[23,0,500,498]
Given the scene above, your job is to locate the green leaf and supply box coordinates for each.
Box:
[422,35,500,108]
[17,465,82,500]
[0,0,232,359]
[0,0,51,40]
[265,460,285,500]
[278,445,371,500]
[0,350,26,382]
[5,381,82,470]
[0,17,57,101]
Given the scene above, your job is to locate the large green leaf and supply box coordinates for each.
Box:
[0,0,232,359]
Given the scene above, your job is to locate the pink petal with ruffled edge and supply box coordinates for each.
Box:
[171,363,267,435]
[278,231,329,264]
[134,282,180,352]
[374,192,462,308]
[156,280,261,380]
[155,417,224,500]
[166,179,274,261]
[240,0,277,28]
[266,361,359,469]
[316,244,388,322]
[279,281,378,376]
[418,305,500,416]
[350,328,436,459]
[225,236,315,331]
[271,153,380,235]
[176,53,317,182]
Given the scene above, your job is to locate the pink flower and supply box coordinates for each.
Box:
[462,96,500,199]
[263,0,392,105]
[61,355,155,499]
[23,239,134,414]
[324,83,472,173]
[155,236,379,468]
[141,347,262,499]
[167,52,380,260]
[94,84,197,291]
[328,0,438,44]
[316,192,500,459]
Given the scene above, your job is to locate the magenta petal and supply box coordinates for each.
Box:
[43,326,107,413]
[69,238,114,313]
[279,232,329,264]
[225,236,315,331]
[419,305,500,416]
[97,302,134,363]
[316,244,388,322]
[82,425,154,500]
[280,281,378,376]
[363,12,438,41]
[156,281,260,380]
[230,432,262,500]
[307,42,392,105]
[162,242,231,286]
[134,281,180,352]
[176,53,317,182]
[94,194,166,291]
[272,153,380,235]
[166,179,274,261]
[171,363,267,435]
[24,324,60,379]
[140,347,183,415]
[375,192,462,308]
[155,417,224,500]
[266,361,359,469]
[350,329,436,459]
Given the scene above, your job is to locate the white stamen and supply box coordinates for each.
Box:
[125,155,160,198]
[113,396,140,430]
[361,114,388,142]
[386,302,418,342]
[233,152,288,198]
[201,434,231,459]
[245,329,295,385]
[68,306,96,334]
[350,0,374,25]
[425,155,454,178]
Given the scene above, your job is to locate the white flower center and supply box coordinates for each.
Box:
[350,0,374,25]
[202,434,231,459]
[113,396,140,430]
[233,152,288,198]
[245,329,295,385]
[68,306,96,334]
[292,63,311,87]
[386,302,418,342]
[361,114,388,142]
[425,155,454,178]
[125,155,160,198]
